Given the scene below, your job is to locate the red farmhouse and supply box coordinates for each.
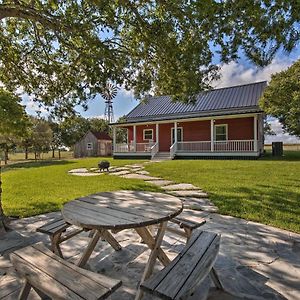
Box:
[111,81,266,159]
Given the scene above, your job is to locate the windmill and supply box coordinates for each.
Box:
[101,83,117,123]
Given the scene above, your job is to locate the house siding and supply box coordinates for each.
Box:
[126,125,157,143]
[214,117,254,140]
[127,117,256,151]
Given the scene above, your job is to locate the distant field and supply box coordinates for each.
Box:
[264,143,300,151]
[6,151,74,162]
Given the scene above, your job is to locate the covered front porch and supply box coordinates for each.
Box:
[112,114,263,159]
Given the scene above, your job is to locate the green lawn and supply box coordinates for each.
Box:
[2,152,300,233]
[145,151,300,233]
[2,158,160,218]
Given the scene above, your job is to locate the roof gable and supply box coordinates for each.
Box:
[125,81,267,122]
[90,131,112,140]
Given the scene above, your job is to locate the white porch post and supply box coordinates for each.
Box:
[113,126,116,153]
[133,125,137,152]
[210,119,214,152]
[174,121,178,151]
[254,115,258,152]
[156,123,159,144]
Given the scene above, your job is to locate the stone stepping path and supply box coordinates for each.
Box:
[180,197,218,213]
[121,173,161,180]
[168,190,209,198]
[110,170,131,176]
[109,167,130,172]
[135,170,150,175]
[162,183,199,191]
[68,168,102,176]
[68,161,217,213]
[68,168,88,173]
[146,180,174,187]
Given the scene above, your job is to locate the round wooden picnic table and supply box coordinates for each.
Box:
[62,190,183,230]
[62,190,183,300]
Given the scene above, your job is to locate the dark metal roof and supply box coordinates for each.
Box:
[124,81,267,123]
[91,131,112,140]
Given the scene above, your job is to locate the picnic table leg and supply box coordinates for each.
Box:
[50,233,64,258]
[134,221,168,300]
[135,223,170,267]
[77,229,103,267]
[18,279,32,300]
[102,230,122,251]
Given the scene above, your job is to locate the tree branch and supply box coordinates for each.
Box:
[0,4,69,31]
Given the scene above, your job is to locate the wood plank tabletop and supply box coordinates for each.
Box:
[62,191,183,230]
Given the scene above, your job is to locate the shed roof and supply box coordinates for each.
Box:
[123,81,267,123]
[91,131,112,140]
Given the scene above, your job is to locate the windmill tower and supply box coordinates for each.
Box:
[101,83,117,123]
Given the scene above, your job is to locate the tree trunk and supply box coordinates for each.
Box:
[4,146,8,165]
[52,148,55,158]
[25,146,28,160]
[58,149,61,159]
[34,151,37,160]
[0,164,9,234]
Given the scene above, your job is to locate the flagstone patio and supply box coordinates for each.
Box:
[1,208,299,300]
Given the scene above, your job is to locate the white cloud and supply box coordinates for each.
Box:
[213,58,299,144]
[213,58,293,88]
[21,94,48,116]
[265,119,299,144]
[119,86,134,98]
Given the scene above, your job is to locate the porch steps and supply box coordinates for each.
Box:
[152,152,172,161]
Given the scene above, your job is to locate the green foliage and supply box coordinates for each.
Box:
[60,116,90,147]
[30,118,53,156]
[116,116,128,143]
[1,1,300,115]
[0,89,29,163]
[260,60,300,137]
[0,88,28,135]
[145,154,300,233]
[89,118,109,134]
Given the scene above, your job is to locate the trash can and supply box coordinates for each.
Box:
[272,142,283,156]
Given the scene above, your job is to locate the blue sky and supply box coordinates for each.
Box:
[24,46,300,143]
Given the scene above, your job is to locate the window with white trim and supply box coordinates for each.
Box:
[87,142,93,150]
[143,129,153,140]
[214,124,228,141]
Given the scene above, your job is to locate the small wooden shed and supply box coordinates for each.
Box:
[74,131,112,158]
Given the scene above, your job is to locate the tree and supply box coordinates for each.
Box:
[60,116,90,148]
[0,88,28,231]
[0,88,28,164]
[260,60,300,137]
[30,118,53,159]
[1,1,300,116]
[89,118,109,134]
[116,116,128,143]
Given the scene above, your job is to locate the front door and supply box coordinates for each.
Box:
[171,127,183,144]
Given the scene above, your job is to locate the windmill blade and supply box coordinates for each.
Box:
[101,83,118,101]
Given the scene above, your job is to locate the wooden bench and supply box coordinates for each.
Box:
[37,216,122,258]
[9,242,122,300]
[140,230,223,300]
[36,217,84,258]
[169,216,206,241]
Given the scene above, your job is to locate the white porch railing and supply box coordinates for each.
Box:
[151,142,159,159]
[170,142,177,159]
[177,140,255,153]
[177,141,211,152]
[114,142,153,153]
[214,140,254,152]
